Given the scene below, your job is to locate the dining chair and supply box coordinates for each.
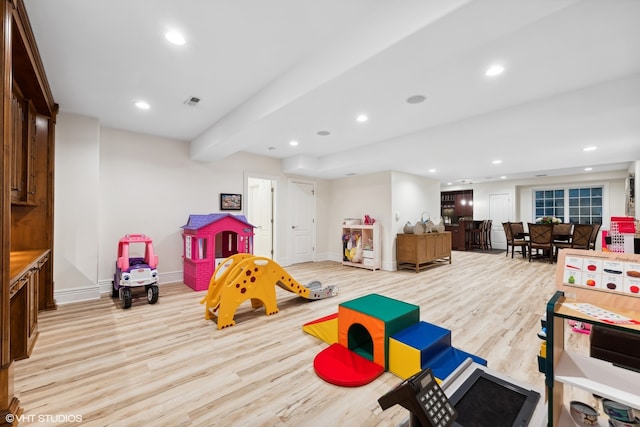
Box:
[552,223,572,244]
[588,223,602,250]
[502,222,527,258]
[555,223,593,255]
[527,223,554,263]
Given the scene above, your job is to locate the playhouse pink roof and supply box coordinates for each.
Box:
[181,213,254,231]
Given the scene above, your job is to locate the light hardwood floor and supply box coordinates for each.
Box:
[14,250,568,426]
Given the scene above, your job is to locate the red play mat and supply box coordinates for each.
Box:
[314,343,384,387]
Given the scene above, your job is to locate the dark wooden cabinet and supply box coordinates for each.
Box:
[10,86,38,205]
[441,190,473,220]
[396,232,452,272]
[445,225,464,250]
[1,0,57,420]
[445,220,478,251]
[9,250,48,360]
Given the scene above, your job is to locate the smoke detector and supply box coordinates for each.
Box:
[184,96,201,106]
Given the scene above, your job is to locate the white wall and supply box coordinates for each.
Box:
[324,171,440,271]
[390,172,441,267]
[55,113,291,302]
[54,112,638,303]
[448,170,628,250]
[390,171,441,231]
[515,175,626,226]
[327,172,392,269]
[53,113,101,303]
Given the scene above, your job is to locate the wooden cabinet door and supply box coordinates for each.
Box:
[396,234,414,263]
[26,105,37,204]
[28,268,38,337]
[10,92,25,202]
[424,235,435,261]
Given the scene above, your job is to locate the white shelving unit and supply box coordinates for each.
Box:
[555,352,640,408]
[546,249,640,426]
[341,222,380,271]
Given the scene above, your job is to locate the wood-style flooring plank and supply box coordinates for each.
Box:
[14,250,565,426]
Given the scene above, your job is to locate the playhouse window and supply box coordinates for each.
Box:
[198,238,207,260]
[185,236,192,260]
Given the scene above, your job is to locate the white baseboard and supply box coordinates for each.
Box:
[313,252,331,262]
[158,270,184,286]
[56,270,185,305]
[54,286,101,305]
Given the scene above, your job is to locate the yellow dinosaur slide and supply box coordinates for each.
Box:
[200,254,338,329]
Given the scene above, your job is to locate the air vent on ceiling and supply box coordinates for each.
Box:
[184,96,201,106]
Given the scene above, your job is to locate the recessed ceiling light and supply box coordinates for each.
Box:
[135,101,150,110]
[317,130,331,136]
[584,167,593,171]
[485,64,505,77]
[165,31,185,45]
[583,146,597,152]
[289,140,299,146]
[500,176,507,179]
[447,182,452,185]
[428,169,436,173]
[356,114,368,123]
[406,95,426,104]
[492,160,502,164]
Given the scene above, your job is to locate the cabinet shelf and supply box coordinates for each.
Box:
[440,190,473,218]
[546,248,640,426]
[342,223,380,271]
[554,351,640,409]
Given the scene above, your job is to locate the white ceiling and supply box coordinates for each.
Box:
[24,0,640,184]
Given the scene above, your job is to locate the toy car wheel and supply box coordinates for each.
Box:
[111,280,118,298]
[122,287,132,309]
[147,285,159,304]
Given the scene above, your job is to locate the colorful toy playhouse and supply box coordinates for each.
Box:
[181,213,254,291]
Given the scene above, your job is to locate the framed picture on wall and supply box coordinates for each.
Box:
[220,193,242,211]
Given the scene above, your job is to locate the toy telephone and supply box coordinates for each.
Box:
[378,368,457,427]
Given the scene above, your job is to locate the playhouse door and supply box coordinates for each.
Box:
[290,180,315,264]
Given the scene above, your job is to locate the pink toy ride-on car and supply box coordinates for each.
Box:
[112,234,159,309]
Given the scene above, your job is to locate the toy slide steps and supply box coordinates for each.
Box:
[304,294,486,387]
[314,343,384,387]
[200,254,337,329]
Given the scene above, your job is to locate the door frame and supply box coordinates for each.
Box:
[245,173,277,262]
[489,192,512,250]
[288,178,316,264]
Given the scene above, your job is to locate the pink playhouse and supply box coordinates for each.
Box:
[181,213,255,291]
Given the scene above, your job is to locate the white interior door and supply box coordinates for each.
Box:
[290,180,315,264]
[247,177,274,259]
[489,193,511,249]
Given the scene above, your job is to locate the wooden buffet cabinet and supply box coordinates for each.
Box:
[2,0,57,422]
[396,232,452,272]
